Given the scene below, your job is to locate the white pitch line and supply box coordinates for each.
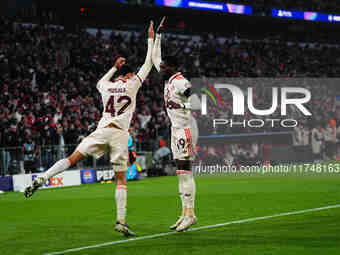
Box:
[45,204,340,255]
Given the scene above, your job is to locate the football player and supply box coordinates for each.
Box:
[152,17,201,232]
[24,21,156,237]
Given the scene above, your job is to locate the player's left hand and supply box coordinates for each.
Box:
[114,57,126,69]
[156,16,166,34]
[167,100,182,109]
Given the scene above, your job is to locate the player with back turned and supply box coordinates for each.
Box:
[24,21,156,237]
[152,17,201,232]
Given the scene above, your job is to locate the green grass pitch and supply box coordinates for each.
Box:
[1,171,340,255]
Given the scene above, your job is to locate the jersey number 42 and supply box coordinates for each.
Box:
[105,95,131,117]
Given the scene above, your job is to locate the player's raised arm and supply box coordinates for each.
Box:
[152,17,165,72]
[136,21,155,83]
[96,57,126,89]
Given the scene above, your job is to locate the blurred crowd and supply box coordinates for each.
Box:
[0,18,170,152]
[1,16,340,173]
[195,120,340,168]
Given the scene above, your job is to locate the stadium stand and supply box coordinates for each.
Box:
[1,2,340,173]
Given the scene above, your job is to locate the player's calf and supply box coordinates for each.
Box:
[176,160,197,218]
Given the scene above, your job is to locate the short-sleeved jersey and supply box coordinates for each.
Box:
[164,72,195,128]
[96,75,143,130]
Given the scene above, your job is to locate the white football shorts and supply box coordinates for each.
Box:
[76,126,129,172]
[171,120,198,160]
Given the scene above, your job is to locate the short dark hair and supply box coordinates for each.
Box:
[116,64,134,77]
[163,55,179,68]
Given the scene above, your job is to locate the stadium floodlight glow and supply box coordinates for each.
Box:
[155,0,252,15]
[330,15,340,22]
[188,1,223,11]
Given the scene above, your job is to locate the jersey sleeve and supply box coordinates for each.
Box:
[97,80,114,92]
[96,66,117,90]
[128,76,143,91]
[152,33,162,72]
[136,38,154,85]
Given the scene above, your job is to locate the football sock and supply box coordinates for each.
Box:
[176,170,185,216]
[115,185,127,224]
[178,170,196,216]
[43,159,71,180]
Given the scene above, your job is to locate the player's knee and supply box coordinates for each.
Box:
[115,171,127,185]
[175,159,192,171]
[67,156,76,166]
[67,151,85,166]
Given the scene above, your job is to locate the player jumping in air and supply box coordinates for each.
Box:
[24,21,156,237]
[152,17,201,232]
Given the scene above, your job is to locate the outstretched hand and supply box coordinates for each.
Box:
[156,16,166,34]
[114,57,126,69]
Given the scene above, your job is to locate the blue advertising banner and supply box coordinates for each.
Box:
[272,8,340,23]
[80,169,97,184]
[155,0,252,15]
[0,176,13,191]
